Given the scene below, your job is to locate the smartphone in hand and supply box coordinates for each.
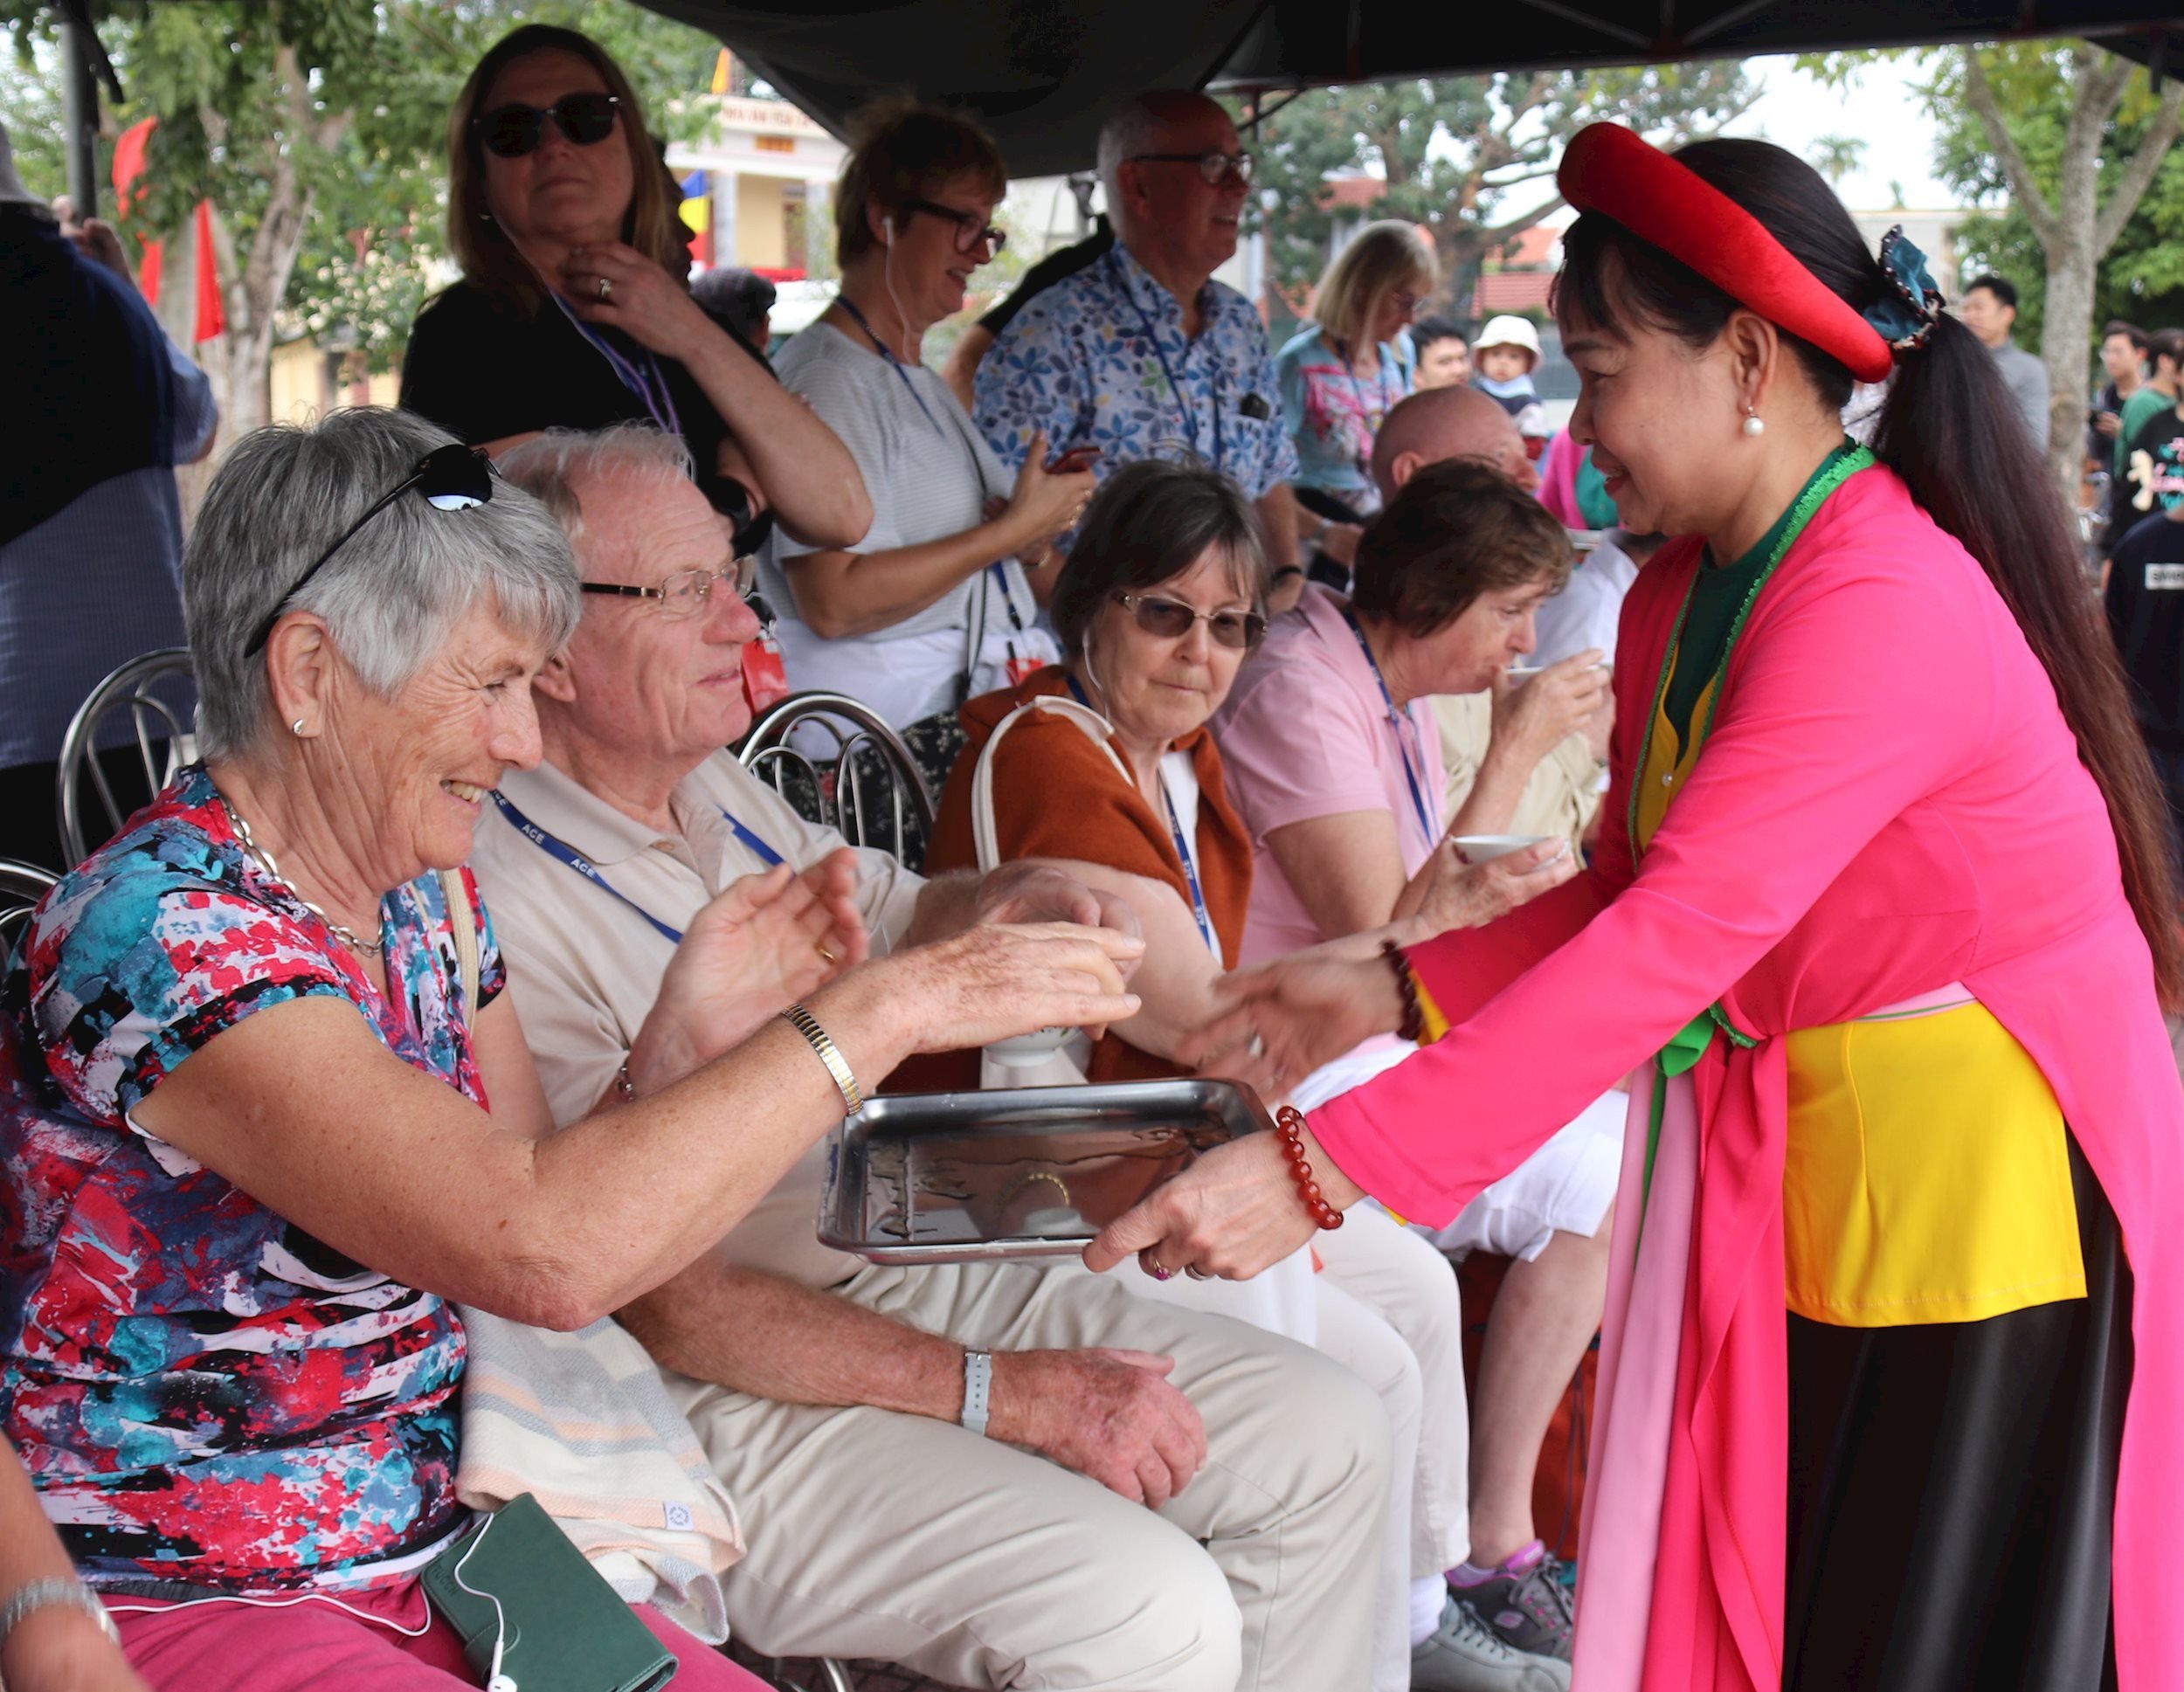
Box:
[1046,445,1102,474]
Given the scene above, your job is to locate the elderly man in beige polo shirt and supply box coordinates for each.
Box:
[472,425,1388,1692]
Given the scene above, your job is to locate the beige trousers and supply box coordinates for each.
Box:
[667,1260,1391,1692]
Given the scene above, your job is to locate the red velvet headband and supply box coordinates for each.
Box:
[1557,122,1894,385]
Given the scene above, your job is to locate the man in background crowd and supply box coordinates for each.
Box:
[974,91,1304,604]
[0,120,216,871]
[2090,319,2147,464]
[1412,317,1472,390]
[1958,273,2049,447]
[2108,328,2184,556]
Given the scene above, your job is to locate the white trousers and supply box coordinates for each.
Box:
[668,1259,1391,1691]
[1315,1205,1472,1691]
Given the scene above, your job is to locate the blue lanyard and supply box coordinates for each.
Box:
[551,294,683,438]
[834,294,945,432]
[1158,769,1221,961]
[1337,604,1438,851]
[1108,252,1223,473]
[488,789,784,947]
[1063,673,1220,958]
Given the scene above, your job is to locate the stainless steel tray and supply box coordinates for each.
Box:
[817,1079,1272,1264]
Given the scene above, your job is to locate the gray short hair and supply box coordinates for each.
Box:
[185,407,580,760]
[1097,91,1219,216]
[495,425,695,564]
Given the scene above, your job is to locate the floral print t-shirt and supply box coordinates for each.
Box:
[0,764,505,1592]
[973,244,1299,500]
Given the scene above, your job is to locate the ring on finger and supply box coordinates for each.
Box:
[1145,1254,1173,1282]
[1184,1265,1212,1281]
[815,942,839,966]
[597,275,612,301]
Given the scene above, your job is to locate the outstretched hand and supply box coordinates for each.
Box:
[636,851,868,1089]
[1178,951,1400,1097]
[1083,1129,1352,1283]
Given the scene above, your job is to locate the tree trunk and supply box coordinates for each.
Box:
[2038,53,2111,496]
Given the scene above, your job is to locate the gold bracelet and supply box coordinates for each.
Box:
[781,1004,863,1115]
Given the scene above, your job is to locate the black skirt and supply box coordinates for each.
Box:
[1784,1137,2132,1692]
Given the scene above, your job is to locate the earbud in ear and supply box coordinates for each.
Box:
[882,214,895,245]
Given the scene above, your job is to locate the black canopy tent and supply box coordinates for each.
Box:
[638,0,2184,178]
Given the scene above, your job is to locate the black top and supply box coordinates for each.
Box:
[978,218,1114,336]
[1,213,182,549]
[2105,406,2184,555]
[399,280,771,506]
[2107,507,2184,749]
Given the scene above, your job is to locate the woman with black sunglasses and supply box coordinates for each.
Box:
[756,98,1095,753]
[400,25,869,559]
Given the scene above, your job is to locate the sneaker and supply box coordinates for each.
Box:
[1410,1597,1572,1692]
[1449,1541,1576,1662]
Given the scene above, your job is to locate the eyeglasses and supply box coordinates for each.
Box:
[1117,591,1266,651]
[246,445,495,657]
[901,197,1008,257]
[1129,150,1254,187]
[581,555,758,619]
[1389,291,1422,317]
[473,93,623,160]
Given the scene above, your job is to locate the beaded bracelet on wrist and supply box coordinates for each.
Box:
[1275,1105,1344,1231]
[1379,939,1426,1044]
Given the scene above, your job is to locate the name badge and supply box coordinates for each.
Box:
[2146,563,2184,590]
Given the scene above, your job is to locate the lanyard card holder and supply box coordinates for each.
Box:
[420,1493,677,1692]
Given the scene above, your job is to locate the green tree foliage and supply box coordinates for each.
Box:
[1,0,724,437]
[1227,64,1759,324]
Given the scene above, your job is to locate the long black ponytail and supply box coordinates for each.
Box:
[1559,137,2184,1009]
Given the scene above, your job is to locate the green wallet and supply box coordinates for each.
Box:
[419,1493,679,1692]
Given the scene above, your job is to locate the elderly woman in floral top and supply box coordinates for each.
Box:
[0,407,1139,1692]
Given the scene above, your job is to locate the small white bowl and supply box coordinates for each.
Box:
[1452,833,1553,865]
[984,1026,1074,1062]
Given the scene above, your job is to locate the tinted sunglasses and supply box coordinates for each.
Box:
[245,445,495,657]
[474,92,622,160]
[1117,591,1266,650]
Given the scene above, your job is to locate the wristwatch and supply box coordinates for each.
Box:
[960,1349,993,1437]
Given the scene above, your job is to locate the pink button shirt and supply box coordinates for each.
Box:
[1213,582,1447,963]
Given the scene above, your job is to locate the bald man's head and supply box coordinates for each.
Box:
[1372,384,1537,501]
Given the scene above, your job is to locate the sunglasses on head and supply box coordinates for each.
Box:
[245,445,495,657]
[473,92,622,159]
[1117,591,1266,651]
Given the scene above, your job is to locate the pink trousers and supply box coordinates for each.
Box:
[107,1575,772,1691]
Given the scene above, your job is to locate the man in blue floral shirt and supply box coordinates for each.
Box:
[975,91,1305,605]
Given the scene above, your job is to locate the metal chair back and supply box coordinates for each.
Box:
[0,858,59,963]
[738,692,935,864]
[56,649,197,868]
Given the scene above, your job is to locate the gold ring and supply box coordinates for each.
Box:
[815,942,839,966]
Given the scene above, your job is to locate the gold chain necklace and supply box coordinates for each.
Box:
[218,792,387,960]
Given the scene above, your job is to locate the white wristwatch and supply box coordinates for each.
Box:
[960,1348,993,1438]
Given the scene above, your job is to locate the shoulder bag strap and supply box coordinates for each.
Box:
[439,867,483,1023]
[970,696,1133,873]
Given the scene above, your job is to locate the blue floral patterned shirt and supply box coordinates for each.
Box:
[973,244,1300,500]
[0,765,503,1592]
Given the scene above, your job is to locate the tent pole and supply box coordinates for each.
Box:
[58,0,100,218]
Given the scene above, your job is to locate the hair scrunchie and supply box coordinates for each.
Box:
[1863,225,1944,358]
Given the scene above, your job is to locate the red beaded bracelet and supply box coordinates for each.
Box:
[1276,1105,1345,1231]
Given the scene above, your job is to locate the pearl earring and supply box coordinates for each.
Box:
[1742,408,1766,439]
[292,718,307,737]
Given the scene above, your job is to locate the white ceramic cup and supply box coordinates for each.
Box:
[1451,833,1553,865]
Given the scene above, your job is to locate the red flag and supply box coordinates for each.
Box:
[192,201,225,342]
[112,116,163,304]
